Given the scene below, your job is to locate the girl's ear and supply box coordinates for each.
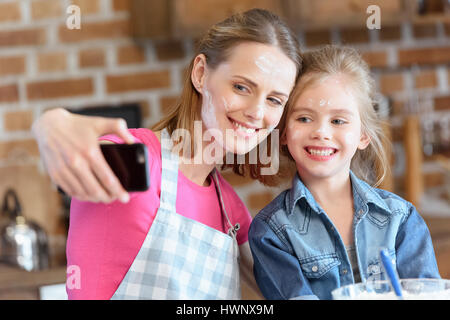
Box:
[358,130,371,150]
[191,54,207,94]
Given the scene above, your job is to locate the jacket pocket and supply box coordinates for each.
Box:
[300,254,341,278]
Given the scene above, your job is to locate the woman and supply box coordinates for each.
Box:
[32,9,302,299]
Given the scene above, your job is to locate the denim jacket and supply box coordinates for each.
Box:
[249,171,440,300]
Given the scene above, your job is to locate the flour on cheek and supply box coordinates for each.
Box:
[201,88,218,130]
[345,132,355,145]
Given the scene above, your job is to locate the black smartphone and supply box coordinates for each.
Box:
[100,143,150,192]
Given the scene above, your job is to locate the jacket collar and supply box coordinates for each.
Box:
[287,171,391,216]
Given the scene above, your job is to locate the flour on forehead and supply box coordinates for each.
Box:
[255,55,274,74]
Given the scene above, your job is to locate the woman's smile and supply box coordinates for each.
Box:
[228,116,261,138]
[198,42,296,154]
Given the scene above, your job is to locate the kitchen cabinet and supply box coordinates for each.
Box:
[130,0,417,39]
[284,0,415,30]
[130,0,283,39]
[172,0,284,37]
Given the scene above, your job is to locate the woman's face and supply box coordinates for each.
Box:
[193,42,297,155]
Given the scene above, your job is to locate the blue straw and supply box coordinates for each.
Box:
[380,248,403,299]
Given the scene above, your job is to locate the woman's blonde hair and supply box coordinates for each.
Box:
[152,8,302,178]
[276,45,391,187]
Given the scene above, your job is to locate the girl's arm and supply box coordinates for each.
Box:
[248,217,318,300]
[395,204,441,279]
[32,108,134,203]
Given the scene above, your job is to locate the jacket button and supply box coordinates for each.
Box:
[342,269,348,274]
[311,265,319,272]
[371,265,380,273]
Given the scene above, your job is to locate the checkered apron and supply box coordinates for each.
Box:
[111,129,241,300]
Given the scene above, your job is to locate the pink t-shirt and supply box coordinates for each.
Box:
[66,128,252,300]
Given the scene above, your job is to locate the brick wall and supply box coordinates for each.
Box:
[0,0,449,245]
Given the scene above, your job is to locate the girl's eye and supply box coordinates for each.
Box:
[332,119,346,125]
[297,117,311,123]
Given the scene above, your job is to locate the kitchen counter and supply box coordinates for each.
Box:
[0,263,66,299]
[423,216,450,279]
[0,216,448,299]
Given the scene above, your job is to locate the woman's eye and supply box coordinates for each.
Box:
[332,119,346,125]
[233,84,248,92]
[268,97,282,106]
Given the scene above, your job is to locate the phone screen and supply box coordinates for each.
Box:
[100,143,149,192]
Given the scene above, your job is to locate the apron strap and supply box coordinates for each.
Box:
[159,128,239,240]
[159,128,179,212]
[212,169,240,239]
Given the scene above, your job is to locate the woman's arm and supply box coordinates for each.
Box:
[32,108,135,203]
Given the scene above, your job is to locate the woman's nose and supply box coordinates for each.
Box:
[243,100,265,121]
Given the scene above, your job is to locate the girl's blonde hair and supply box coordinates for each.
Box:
[276,45,390,187]
[152,9,302,179]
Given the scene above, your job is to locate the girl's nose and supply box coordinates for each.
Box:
[311,122,332,140]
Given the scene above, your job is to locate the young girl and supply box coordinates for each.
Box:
[32,9,301,299]
[248,45,440,300]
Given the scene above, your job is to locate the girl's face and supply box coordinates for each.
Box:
[283,74,370,183]
[192,42,297,155]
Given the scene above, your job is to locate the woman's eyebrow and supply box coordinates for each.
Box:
[233,75,257,87]
[232,75,289,98]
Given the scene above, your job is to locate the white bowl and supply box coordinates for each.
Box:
[332,279,450,300]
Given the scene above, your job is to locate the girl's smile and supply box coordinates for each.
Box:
[304,145,339,161]
[284,74,370,183]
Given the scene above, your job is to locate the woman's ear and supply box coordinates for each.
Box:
[191,54,207,93]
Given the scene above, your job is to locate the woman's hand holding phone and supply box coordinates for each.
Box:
[32,108,135,203]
